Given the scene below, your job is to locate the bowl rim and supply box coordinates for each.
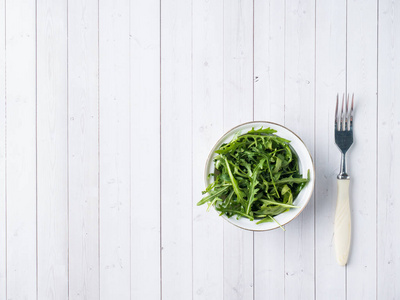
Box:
[203,120,315,231]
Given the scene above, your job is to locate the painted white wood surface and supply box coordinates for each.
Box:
[0,0,5,298]
[5,0,37,299]
[37,0,69,298]
[378,0,400,299]
[98,0,131,298]
[130,0,161,299]
[1,0,400,299]
[315,0,346,298]
[192,0,224,299]
[68,0,99,298]
[347,0,377,299]
[284,0,315,298]
[160,0,192,299]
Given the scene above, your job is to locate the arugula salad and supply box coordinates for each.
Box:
[198,127,310,228]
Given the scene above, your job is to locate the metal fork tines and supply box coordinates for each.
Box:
[335,94,354,179]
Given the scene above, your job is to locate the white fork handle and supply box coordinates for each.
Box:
[334,179,351,266]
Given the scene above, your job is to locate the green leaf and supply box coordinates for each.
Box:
[198,126,310,229]
[247,127,277,135]
[245,158,265,214]
[281,184,290,196]
[197,185,230,206]
[223,156,246,206]
[273,156,282,173]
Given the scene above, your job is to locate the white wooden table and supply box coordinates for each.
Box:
[0,0,399,299]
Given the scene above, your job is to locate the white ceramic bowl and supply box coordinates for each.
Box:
[204,121,315,231]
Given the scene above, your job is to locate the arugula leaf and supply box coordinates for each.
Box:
[197,184,230,206]
[245,158,265,214]
[198,127,310,228]
[222,156,246,206]
[247,127,277,135]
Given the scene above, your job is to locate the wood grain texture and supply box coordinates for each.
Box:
[130,0,161,298]
[192,0,224,299]
[253,0,285,298]
[315,0,346,297]
[36,0,68,298]
[284,0,315,298]
[377,0,400,298]
[1,1,400,299]
[223,1,254,299]
[5,0,37,298]
[99,0,131,298]
[68,0,100,298]
[160,0,192,298]
[347,0,377,298]
[0,0,5,297]
[254,0,285,124]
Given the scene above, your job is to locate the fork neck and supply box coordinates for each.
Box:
[338,152,350,180]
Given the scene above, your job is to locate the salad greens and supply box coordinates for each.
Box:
[198,127,310,228]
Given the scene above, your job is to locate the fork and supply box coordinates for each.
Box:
[334,93,354,266]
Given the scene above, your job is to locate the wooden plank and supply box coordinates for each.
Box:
[5,0,37,298]
[192,0,224,298]
[160,0,192,298]
[99,0,131,298]
[36,0,68,298]
[68,0,100,298]
[254,0,285,124]
[314,0,347,299]
[223,0,254,299]
[377,0,400,298]
[346,0,377,299]
[130,0,161,298]
[0,0,5,297]
[284,0,315,299]
[253,0,285,299]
